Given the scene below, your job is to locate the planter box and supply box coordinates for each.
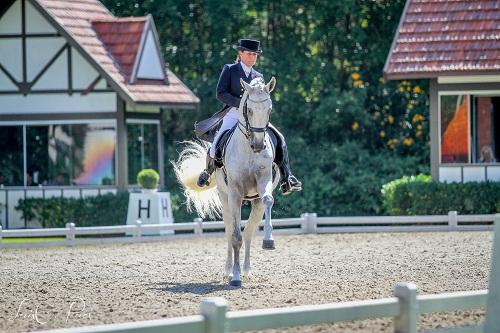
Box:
[126,191,173,236]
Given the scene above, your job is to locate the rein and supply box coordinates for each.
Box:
[238,96,272,139]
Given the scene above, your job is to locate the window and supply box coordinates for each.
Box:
[127,121,159,184]
[0,126,23,186]
[440,94,500,165]
[440,95,469,163]
[472,96,500,163]
[1,122,116,187]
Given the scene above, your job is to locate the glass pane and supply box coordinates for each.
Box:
[441,95,469,163]
[73,124,116,185]
[27,124,116,186]
[474,97,498,163]
[0,126,23,186]
[27,126,50,186]
[127,123,159,184]
[143,124,159,170]
[127,124,142,184]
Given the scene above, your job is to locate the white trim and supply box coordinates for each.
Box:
[439,90,500,96]
[438,75,500,84]
[126,118,160,125]
[129,17,149,84]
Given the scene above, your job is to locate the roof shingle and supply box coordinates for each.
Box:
[34,0,199,106]
[384,0,500,80]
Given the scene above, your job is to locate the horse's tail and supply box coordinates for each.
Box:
[171,140,222,219]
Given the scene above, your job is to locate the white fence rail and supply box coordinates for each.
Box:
[0,211,494,248]
[36,215,500,333]
[37,285,488,333]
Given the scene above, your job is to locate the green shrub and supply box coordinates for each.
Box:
[16,192,129,228]
[382,174,431,215]
[382,176,500,215]
[137,169,160,189]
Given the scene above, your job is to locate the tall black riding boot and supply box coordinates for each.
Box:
[268,125,302,195]
[197,152,216,187]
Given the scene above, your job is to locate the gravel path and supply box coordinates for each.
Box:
[0,231,492,333]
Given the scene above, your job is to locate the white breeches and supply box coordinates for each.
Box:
[209,107,239,158]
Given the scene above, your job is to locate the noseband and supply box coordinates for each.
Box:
[238,96,272,139]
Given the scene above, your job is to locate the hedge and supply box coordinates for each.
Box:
[382,175,500,215]
[16,192,129,228]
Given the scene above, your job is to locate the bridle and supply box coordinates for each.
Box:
[238,95,272,139]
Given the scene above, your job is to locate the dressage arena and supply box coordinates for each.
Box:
[0,231,491,333]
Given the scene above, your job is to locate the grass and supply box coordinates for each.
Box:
[1,237,66,243]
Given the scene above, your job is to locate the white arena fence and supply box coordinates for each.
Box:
[0,211,494,249]
[38,217,500,333]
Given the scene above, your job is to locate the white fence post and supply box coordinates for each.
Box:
[134,220,142,240]
[300,213,317,234]
[484,214,500,332]
[194,218,203,235]
[65,222,75,246]
[200,297,228,333]
[448,211,458,231]
[394,282,417,333]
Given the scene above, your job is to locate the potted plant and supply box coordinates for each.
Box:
[137,169,160,193]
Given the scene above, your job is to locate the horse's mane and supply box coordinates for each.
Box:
[250,77,265,88]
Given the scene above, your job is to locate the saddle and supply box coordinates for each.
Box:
[214,126,279,168]
[214,126,237,168]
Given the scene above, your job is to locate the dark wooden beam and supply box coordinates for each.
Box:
[0,33,60,38]
[0,62,20,89]
[28,43,68,90]
[81,75,101,96]
[67,46,73,95]
[0,88,113,95]
[0,0,16,20]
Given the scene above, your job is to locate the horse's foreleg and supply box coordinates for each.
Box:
[220,192,233,279]
[228,193,243,286]
[243,199,265,277]
[258,178,275,250]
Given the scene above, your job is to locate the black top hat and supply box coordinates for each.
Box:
[235,39,262,53]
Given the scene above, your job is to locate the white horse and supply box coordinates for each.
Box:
[173,77,279,287]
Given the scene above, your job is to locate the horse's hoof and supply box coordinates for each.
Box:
[262,239,275,250]
[230,280,242,287]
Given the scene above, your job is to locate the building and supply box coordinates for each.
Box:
[0,0,199,228]
[384,0,500,183]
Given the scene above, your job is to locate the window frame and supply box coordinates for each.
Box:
[438,90,500,166]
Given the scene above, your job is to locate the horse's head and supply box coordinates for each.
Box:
[240,76,276,153]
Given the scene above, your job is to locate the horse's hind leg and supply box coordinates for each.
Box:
[243,199,265,277]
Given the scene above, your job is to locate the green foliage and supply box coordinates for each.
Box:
[382,178,500,215]
[137,169,160,189]
[272,141,428,217]
[100,0,435,218]
[382,174,432,215]
[16,193,129,228]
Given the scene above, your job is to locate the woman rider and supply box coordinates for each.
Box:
[195,38,302,195]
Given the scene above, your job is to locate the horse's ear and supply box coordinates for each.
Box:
[240,78,251,92]
[266,76,276,93]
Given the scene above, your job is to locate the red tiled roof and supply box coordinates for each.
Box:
[33,0,199,106]
[384,0,500,80]
[91,18,146,82]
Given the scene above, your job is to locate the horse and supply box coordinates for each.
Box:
[173,76,279,287]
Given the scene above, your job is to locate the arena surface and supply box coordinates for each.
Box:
[0,231,492,332]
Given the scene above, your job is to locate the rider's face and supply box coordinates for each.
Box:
[239,50,258,67]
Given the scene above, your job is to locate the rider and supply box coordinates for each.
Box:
[196,38,302,195]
